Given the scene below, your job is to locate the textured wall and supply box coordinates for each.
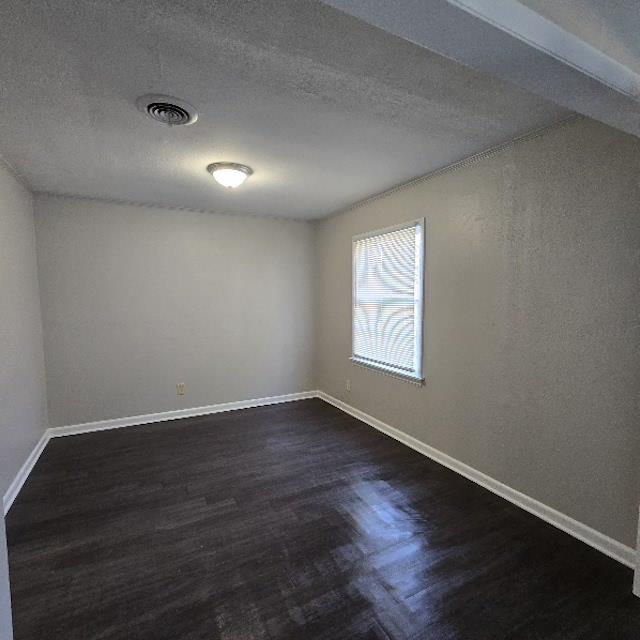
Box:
[0,161,49,640]
[35,196,315,426]
[0,162,48,496]
[314,117,640,547]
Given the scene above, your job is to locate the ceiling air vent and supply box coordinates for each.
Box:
[136,94,198,126]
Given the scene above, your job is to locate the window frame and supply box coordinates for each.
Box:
[350,218,426,384]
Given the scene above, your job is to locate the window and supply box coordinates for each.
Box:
[352,219,425,383]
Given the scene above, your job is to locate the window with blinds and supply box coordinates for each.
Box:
[351,219,425,382]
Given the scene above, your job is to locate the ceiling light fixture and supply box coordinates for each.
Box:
[207,162,253,188]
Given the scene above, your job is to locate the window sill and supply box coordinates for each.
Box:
[350,357,425,385]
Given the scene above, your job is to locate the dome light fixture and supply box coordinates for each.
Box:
[207,162,253,188]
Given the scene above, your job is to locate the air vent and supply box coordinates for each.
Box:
[146,102,190,125]
[136,94,198,126]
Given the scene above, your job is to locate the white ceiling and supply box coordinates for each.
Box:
[519,0,640,76]
[321,0,640,139]
[0,0,569,219]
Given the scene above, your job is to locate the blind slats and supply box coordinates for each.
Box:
[352,221,424,378]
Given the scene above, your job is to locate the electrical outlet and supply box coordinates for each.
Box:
[176,383,186,396]
[346,379,351,392]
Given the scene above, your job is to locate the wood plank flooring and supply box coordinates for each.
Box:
[6,398,640,639]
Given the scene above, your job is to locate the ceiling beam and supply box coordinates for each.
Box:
[320,0,640,137]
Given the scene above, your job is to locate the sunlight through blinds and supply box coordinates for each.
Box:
[352,220,424,381]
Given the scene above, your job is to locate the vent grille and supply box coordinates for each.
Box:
[146,102,190,125]
[136,94,198,126]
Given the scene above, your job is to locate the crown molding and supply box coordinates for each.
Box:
[324,114,580,220]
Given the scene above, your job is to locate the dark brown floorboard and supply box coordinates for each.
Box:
[6,398,640,639]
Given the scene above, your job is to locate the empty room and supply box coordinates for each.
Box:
[1,1,639,638]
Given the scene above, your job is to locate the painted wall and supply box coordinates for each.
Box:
[314,117,640,547]
[635,509,640,596]
[0,161,49,640]
[35,196,315,426]
[0,517,12,640]
[0,162,48,495]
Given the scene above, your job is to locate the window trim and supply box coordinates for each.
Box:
[351,218,426,384]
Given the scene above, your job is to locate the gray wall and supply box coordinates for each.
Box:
[314,117,640,547]
[0,517,12,640]
[35,196,315,426]
[0,162,48,494]
[0,161,49,640]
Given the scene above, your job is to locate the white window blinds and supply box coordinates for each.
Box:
[352,219,424,382]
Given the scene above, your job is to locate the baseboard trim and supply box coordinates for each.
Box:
[47,391,318,438]
[3,431,50,515]
[4,391,319,513]
[317,391,637,569]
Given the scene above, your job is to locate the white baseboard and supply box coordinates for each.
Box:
[317,391,637,569]
[47,390,318,438]
[3,431,50,515]
[4,390,318,514]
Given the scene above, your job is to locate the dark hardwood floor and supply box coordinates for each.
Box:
[6,398,640,639]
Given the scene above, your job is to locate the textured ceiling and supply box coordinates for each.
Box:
[0,0,568,219]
